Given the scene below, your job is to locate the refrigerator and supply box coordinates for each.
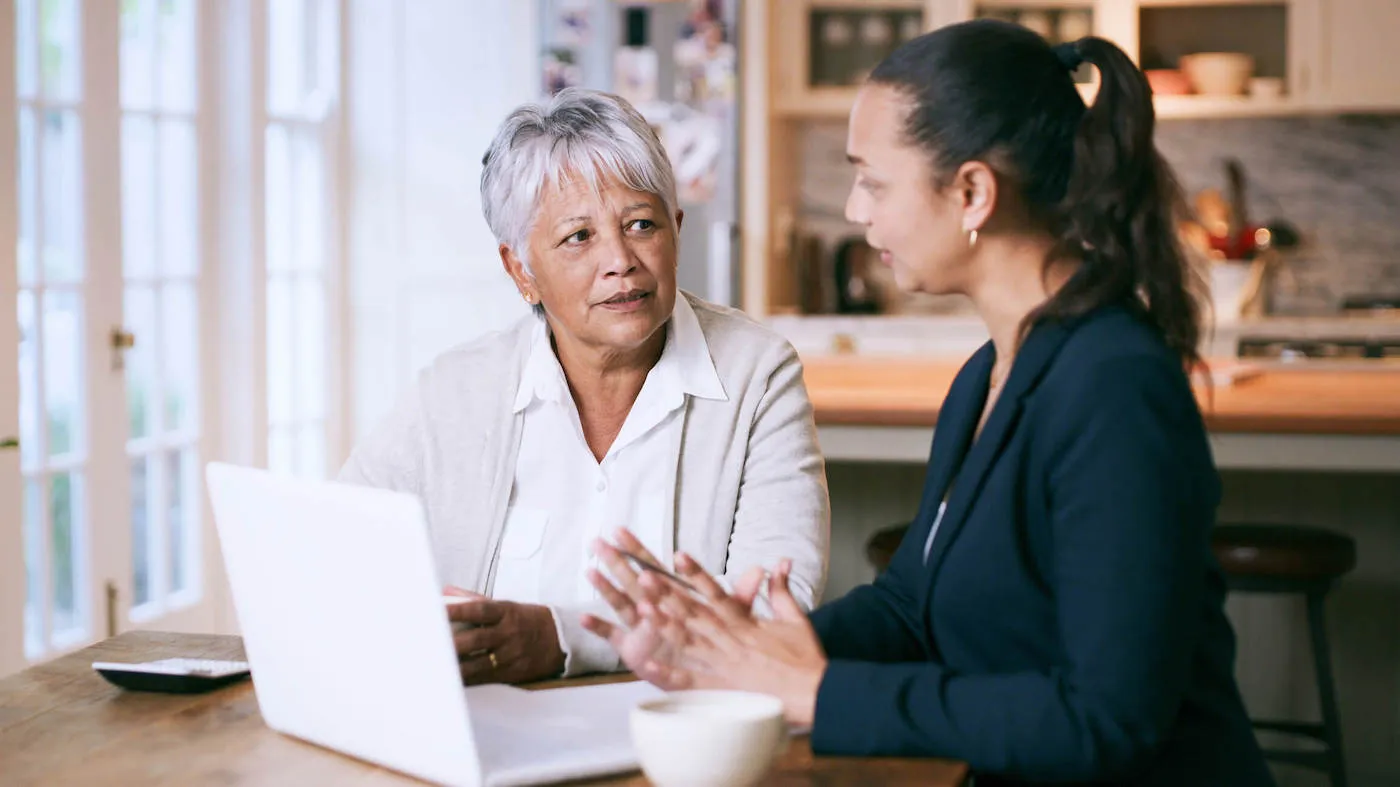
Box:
[538,0,742,308]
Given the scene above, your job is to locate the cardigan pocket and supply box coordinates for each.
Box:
[491,507,548,603]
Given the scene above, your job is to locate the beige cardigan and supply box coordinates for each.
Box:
[338,293,830,675]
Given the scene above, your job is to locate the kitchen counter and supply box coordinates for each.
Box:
[771,312,1400,359]
[802,356,1400,472]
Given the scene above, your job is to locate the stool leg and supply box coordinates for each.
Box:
[1306,591,1347,787]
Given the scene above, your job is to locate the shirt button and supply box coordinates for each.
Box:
[596,479,607,492]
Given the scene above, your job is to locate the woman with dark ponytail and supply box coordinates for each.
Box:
[583,19,1274,786]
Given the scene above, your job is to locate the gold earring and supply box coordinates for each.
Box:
[522,292,535,305]
[968,229,979,248]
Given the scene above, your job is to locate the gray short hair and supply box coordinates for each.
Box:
[480,88,679,272]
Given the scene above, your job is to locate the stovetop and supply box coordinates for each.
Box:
[1341,294,1400,313]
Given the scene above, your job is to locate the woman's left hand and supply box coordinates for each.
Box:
[639,556,829,727]
[444,587,566,685]
[582,529,767,690]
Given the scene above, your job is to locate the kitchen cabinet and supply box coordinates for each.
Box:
[769,0,1400,124]
[743,0,1400,317]
[771,0,930,119]
[1317,0,1400,111]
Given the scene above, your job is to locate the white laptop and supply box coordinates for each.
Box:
[205,461,660,787]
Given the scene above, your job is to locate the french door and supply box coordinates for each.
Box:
[1,0,342,676]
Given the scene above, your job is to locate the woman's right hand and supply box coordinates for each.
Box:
[581,528,765,688]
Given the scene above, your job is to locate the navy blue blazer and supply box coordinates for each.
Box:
[809,306,1274,786]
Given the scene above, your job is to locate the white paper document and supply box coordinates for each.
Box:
[467,681,664,787]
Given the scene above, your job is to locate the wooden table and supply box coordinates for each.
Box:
[802,356,1400,472]
[0,631,968,786]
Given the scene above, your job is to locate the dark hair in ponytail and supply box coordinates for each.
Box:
[869,20,1204,370]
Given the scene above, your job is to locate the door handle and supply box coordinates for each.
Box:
[106,580,119,639]
[0,437,17,451]
[110,327,136,372]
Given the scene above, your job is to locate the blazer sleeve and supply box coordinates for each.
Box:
[720,343,830,612]
[809,495,931,662]
[810,354,1216,782]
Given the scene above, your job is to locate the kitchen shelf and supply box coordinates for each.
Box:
[774,82,1100,119]
[1136,0,1285,7]
[774,89,857,119]
[808,0,924,8]
[1153,95,1312,119]
[972,0,1093,9]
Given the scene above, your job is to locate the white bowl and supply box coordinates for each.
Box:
[630,690,786,787]
[1250,76,1285,100]
[1179,52,1254,96]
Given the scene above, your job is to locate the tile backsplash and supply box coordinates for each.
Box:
[799,114,1400,315]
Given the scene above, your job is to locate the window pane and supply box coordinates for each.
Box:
[311,0,338,107]
[295,421,325,479]
[267,0,306,115]
[17,0,38,99]
[168,449,196,594]
[18,291,40,467]
[121,115,156,278]
[22,478,44,657]
[267,276,294,424]
[158,119,197,276]
[124,285,157,439]
[130,456,152,606]
[292,128,324,272]
[294,277,325,421]
[265,124,293,272]
[120,0,155,110]
[157,0,196,112]
[43,291,83,458]
[18,109,37,284]
[267,426,293,476]
[41,111,82,283]
[39,0,80,101]
[50,471,82,637]
[162,284,198,434]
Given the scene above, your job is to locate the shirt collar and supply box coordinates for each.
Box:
[513,317,566,413]
[511,292,727,414]
[667,293,727,402]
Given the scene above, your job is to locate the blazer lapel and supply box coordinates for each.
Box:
[919,319,1077,598]
[914,345,992,528]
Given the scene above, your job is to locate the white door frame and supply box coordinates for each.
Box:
[209,0,268,636]
[83,0,132,650]
[0,0,24,678]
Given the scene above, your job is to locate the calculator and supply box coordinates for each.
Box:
[92,657,251,694]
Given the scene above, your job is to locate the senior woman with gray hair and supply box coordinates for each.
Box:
[339,87,829,684]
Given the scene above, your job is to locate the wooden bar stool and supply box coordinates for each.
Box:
[1212,523,1356,787]
[866,523,911,575]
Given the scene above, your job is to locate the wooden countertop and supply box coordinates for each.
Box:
[0,631,968,787]
[801,356,1400,436]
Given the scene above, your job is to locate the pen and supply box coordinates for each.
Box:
[613,547,701,595]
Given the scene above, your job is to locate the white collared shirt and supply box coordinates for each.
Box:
[494,295,726,626]
[924,502,948,563]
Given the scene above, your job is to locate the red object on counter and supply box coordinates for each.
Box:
[1209,225,1262,260]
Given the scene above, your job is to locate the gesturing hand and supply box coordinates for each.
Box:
[444,587,566,685]
[579,528,766,689]
[628,554,828,727]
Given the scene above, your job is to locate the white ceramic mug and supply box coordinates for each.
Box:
[630,690,787,787]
